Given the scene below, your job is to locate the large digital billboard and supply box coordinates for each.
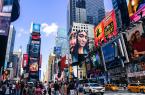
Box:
[130,5,145,22]
[30,43,40,58]
[22,54,28,68]
[94,22,104,46]
[103,10,117,39]
[127,0,145,17]
[31,22,41,33]
[29,58,38,72]
[94,10,117,47]
[69,29,89,63]
[0,15,10,36]
[125,23,145,63]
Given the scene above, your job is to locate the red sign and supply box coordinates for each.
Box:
[22,54,28,68]
[94,10,117,47]
[130,6,145,22]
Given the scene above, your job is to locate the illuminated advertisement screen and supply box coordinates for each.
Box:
[0,16,10,36]
[130,6,145,22]
[30,43,40,58]
[29,58,38,72]
[22,54,28,68]
[2,0,13,13]
[54,46,61,56]
[127,0,145,17]
[94,22,104,46]
[94,10,117,47]
[32,23,41,33]
[32,35,40,40]
[126,23,145,62]
[103,10,117,39]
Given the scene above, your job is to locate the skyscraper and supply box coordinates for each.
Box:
[86,0,105,25]
[67,0,105,33]
[112,0,130,29]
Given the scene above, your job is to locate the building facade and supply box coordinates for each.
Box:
[112,0,130,28]
[86,0,105,25]
[4,25,16,69]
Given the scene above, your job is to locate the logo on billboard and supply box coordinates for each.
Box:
[32,23,41,33]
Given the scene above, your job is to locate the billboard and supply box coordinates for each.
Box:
[29,58,38,72]
[32,35,40,40]
[69,30,89,63]
[125,23,145,63]
[127,0,145,17]
[31,22,41,33]
[22,54,28,68]
[103,10,117,39]
[94,10,117,47]
[54,47,61,56]
[0,15,10,36]
[94,22,104,46]
[2,0,13,13]
[130,5,145,22]
[30,43,40,58]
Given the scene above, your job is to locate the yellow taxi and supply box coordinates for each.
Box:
[105,84,119,91]
[127,83,145,93]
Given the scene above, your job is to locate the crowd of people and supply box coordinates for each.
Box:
[0,79,87,95]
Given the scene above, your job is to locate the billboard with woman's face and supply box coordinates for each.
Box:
[126,23,145,62]
[77,30,89,55]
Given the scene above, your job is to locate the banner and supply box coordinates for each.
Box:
[22,54,28,68]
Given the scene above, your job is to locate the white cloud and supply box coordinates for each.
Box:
[17,28,29,38]
[41,23,59,36]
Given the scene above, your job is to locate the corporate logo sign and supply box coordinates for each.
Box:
[31,22,41,33]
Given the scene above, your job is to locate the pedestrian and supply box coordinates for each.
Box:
[15,81,20,95]
[28,83,35,95]
[48,82,51,95]
[54,81,60,95]
[64,82,68,95]
[34,83,42,95]
[22,84,29,95]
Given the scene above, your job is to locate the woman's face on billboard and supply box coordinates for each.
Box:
[69,32,76,52]
[78,31,88,47]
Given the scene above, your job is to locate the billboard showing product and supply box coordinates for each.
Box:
[0,15,10,36]
[94,22,104,46]
[127,0,145,17]
[2,0,13,13]
[130,5,145,22]
[31,23,41,33]
[103,10,117,39]
[30,43,40,58]
[29,58,38,72]
[22,54,28,68]
[126,23,145,62]
[94,10,117,47]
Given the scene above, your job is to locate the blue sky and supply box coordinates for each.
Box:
[12,0,113,80]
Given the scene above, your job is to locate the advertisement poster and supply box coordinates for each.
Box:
[94,10,117,47]
[0,15,10,36]
[29,58,38,72]
[22,54,28,68]
[31,23,41,33]
[126,23,145,63]
[30,43,40,58]
[130,6,145,22]
[127,0,145,17]
[94,22,104,46]
[103,10,117,39]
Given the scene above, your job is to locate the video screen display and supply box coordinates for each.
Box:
[29,58,38,72]
[30,43,40,58]
[126,23,145,63]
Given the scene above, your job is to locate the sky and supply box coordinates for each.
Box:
[12,0,113,80]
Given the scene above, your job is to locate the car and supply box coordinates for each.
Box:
[83,83,105,95]
[127,83,145,93]
[105,84,119,91]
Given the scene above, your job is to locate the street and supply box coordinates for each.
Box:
[104,91,145,95]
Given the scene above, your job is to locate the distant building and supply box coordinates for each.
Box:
[86,0,105,25]
[112,0,130,28]
[5,25,16,69]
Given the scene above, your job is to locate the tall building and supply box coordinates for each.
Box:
[55,28,69,56]
[67,0,87,32]
[4,25,16,69]
[86,0,105,25]
[0,0,20,77]
[112,0,130,29]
